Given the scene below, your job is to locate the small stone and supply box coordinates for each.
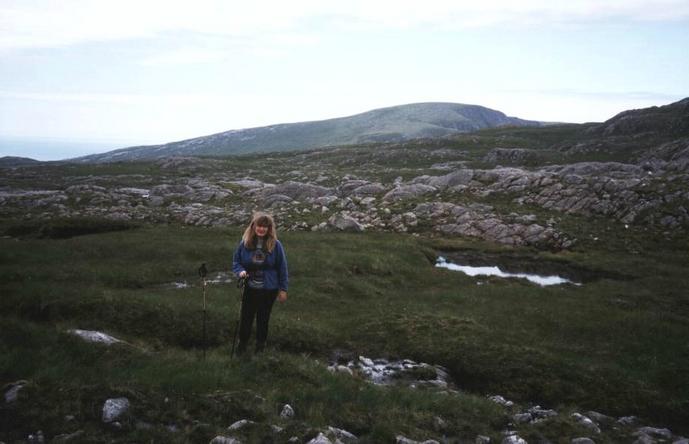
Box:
[27,430,45,444]
[271,425,284,433]
[488,395,514,407]
[572,413,601,434]
[632,433,655,444]
[501,435,527,444]
[336,365,354,376]
[53,430,84,443]
[210,436,241,444]
[69,329,121,345]
[636,427,673,440]
[308,432,333,444]
[228,419,254,431]
[618,416,639,426]
[3,381,27,403]
[432,416,447,431]
[571,439,595,444]
[359,356,375,367]
[512,413,532,424]
[476,436,491,444]
[280,404,295,419]
[326,426,357,442]
[102,397,129,423]
[586,411,614,424]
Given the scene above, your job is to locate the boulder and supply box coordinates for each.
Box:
[426,169,474,189]
[328,214,365,232]
[280,404,295,419]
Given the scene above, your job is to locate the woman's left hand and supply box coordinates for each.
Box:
[278,290,288,302]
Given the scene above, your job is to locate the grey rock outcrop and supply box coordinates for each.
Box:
[383,184,437,202]
[415,202,573,249]
[261,181,333,201]
[483,148,538,165]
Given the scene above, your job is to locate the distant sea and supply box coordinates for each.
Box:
[0,136,154,161]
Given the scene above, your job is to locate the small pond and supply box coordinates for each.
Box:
[434,249,628,285]
[436,256,580,286]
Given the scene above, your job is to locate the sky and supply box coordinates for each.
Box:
[1,0,688,160]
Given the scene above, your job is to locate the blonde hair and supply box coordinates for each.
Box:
[242,212,278,252]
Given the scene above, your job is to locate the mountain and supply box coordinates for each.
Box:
[72,102,544,162]
[0,156,40,167]
[586,97,689,137]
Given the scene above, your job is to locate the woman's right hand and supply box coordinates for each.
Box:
[239,270,247,278]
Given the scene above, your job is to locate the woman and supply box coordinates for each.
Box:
[232,212,288,354]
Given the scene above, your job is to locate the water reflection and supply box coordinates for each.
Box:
[436,256,580,287]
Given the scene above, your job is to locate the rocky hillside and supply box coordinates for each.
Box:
[71,102,543,162]
[555,97,689,157]
[586,97,689,138]
[3,124,688,252]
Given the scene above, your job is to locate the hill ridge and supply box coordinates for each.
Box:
[72,102,544,163]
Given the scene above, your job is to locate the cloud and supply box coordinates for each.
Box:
[1,0,688,51]
[0,90,218,106]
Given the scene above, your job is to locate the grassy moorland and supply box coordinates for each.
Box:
[1,219,688,442]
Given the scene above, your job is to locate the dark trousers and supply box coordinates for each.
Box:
[238,286,278,352]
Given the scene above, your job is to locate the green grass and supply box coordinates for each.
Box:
[1,224,688,442]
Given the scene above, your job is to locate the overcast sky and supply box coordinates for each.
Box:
[1,0,688,160]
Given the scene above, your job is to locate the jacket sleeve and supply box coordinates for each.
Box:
[232,241,246,277]
[276,240,289,291]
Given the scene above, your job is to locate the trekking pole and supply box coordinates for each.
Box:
[231,275,247,359]
[198,263,208,360]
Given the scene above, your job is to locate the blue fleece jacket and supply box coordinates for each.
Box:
[232,239,289,291]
